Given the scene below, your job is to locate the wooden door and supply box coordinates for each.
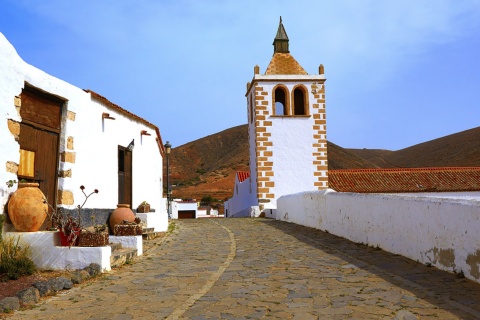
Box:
[178,210,196,219]
[118,147,132,207]
[18,124,59,206]
[18,86,62,226]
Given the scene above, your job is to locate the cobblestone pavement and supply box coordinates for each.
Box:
[9,219,480,319]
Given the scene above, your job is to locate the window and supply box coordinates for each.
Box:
[293,86,308,116]
[273,86,288,116]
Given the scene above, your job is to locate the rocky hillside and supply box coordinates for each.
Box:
[347,126,480,168]
[166,124,480,201]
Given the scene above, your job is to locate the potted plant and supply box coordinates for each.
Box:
[137,201,150,213]
[78,216,109,247]
[48,185,99,247]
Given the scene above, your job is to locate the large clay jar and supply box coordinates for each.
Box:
[7,183,48,232]
[109,204,135,234]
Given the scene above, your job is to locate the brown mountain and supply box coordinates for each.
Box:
[167,124,378,201]
[167,125,480,201]
[347,126,480,168]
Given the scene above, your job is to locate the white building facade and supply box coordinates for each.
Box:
[0,32,168,232]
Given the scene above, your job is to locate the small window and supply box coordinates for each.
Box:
[118,148,125,172]
[293,87,306,115]
[18,149,35,177]
[274,87,287,115]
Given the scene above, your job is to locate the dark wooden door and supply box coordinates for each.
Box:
[178,210,196,219]
[18,123,59,207]
[118,147,132,207]
[18,87,62,227]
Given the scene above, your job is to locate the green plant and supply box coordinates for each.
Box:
[5,180,17,188]
[0,236,36,280]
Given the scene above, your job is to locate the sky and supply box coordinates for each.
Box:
[1,0,479,151]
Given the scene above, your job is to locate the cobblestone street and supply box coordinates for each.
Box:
[9,219,480,319]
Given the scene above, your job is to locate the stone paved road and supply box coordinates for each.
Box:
[9,219,480,319]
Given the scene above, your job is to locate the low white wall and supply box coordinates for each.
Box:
[5,232,111,272]
[110,235,143,256]
[136,210,168,232]
[277,190,480,284]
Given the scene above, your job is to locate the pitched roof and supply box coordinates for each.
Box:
[85,90,166,156]
[274,17,289,41]
[264,53,308,75]
[329,167,480,193]
[236,171,250,183]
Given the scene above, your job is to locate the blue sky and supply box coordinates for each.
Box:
[1,0,479,150]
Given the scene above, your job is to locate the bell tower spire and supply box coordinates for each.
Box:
[273,16,289,53]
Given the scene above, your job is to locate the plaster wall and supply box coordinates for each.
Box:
[269,116,317,204]
[68,97,163,211]
[5,232,111,271]
[224,176,258,218]
[277,190,480,283]
[175,201,197,219]
[247,75,327,209]
[0,32,165,223]
[109,235,143,256]
[170,200,178,220]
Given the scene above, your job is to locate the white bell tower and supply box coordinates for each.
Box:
[246,17,328,212]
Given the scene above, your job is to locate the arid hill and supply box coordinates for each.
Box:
[166,124,480,201]
[347,126,480,168]
[167,124,378,201]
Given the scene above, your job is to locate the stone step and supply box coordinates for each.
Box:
[110,247,138,268]
[142,231,165,240]
[108,242,122,251]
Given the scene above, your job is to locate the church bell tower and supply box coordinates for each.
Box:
[246,17,328,212]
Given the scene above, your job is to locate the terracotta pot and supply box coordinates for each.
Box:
[59,228,81,247]
[109,204,135,233]
[7,183,48,232]
[137,203,150,213]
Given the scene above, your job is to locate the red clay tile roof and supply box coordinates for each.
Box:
[265,53,308,75]
[85,90,166,157]
[236,171,250,183]
[329,167,480,193]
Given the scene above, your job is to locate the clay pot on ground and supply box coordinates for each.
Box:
[7,182,48,232]
[109,204,135,234]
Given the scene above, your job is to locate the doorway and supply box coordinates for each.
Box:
[18,86,63,223]
[118,146,132,207]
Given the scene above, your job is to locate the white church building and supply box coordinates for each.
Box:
[225,17,328,218]
[225,18,480,285]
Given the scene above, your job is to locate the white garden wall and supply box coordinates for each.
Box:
[277,190,480,283]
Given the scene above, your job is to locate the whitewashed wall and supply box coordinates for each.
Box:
[224,176,258,218]
[174,201,197,219]
[277,190,480,283]
[68,97,164,211]
[0,32,165,222]
[247,74,326,209]
[270,115,317,204]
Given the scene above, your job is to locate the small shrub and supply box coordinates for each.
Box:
[0,236,36,280]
